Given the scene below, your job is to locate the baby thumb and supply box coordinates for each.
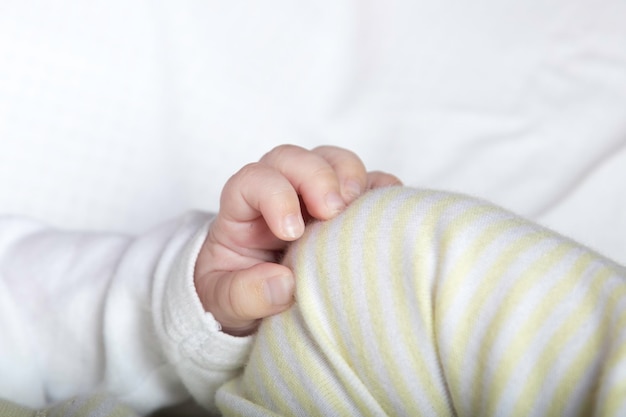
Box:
[206,262,295,336]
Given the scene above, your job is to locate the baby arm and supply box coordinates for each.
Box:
[0,211,228,414]
[0,144,398,415]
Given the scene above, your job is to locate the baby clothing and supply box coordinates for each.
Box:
[218,187,626,416]
[1,186,624,416]
[0,393,137,417]
[0,212,252,415]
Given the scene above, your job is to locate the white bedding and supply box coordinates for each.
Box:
[0,0,625,264]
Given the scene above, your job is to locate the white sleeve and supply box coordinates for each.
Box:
[0,212,253,415]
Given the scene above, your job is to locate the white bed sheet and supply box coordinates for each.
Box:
[0,0,625,264]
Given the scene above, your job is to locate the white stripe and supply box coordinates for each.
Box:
[448,229,560,413]
[492,254,602,416]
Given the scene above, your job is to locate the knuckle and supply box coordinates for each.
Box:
[314,146,366,173]
[236,162,263,180]
[367,171,403,189]
[314,144,356,160]
[227,274,260,319]
[262,144,305,163]
[300,166,338,193]
[218,276,245,319]
[227,163,270,191]
[221,163,259,199]
[311,144,333,154]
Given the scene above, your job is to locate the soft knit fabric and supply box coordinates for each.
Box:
[218,187,626,416]
[0,213,252,415]
[0,393,138,417]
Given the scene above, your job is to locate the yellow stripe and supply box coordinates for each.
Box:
[443,220,546,408]
[482,248,593,415]
[604,373,626,417]
[552,274,625,417]
[473,238,570,414]
[468,231,560,412]
[508,259,609,416]
[295,200,377,415]
[249,319,283,411]
[602,337,626,417]
[579,273,626,417]
[384,191,453,414]
[314,191,383,416]
[359,189,400,413]
[0,400,37,417]
[296,223,356,416]
[435,201,520,318]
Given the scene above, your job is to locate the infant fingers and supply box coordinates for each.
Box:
[199,262,296,337]
[260,144,347,220]
[219,145,401,245]
[311,145,368,203]
[220,162,305,241]
[366,170,403,189]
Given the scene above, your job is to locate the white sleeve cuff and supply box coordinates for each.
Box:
[153,212,254,410]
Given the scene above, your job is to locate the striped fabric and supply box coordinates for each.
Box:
[0,392,137,417]
[217,186,626,417]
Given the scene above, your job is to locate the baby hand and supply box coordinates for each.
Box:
[194,145,401,336]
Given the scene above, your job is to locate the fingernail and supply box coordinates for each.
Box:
[264,275,294,306]
[282,214,303,240]
[325,191,345,214]
[344,180,362,200]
